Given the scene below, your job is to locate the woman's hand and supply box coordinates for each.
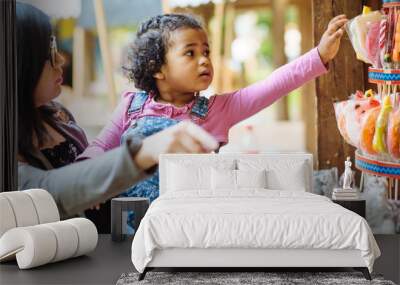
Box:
[134,121,219,170]
[317,14,348,65]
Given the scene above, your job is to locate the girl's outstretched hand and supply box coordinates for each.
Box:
[317,14,348,65]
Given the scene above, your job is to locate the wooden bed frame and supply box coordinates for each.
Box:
[138,248,371,280]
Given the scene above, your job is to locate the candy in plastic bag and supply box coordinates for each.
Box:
[334,94,380,148]
[346,10,383,65]
[387,108,400,159]
[360,106,381,155]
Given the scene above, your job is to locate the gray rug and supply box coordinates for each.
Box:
[116,271,396,285]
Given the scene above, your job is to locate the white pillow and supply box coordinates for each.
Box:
[236,169,267,189]
[167,163,211,191]
[211,168,236,190]
[266,164,306,191]
[166,159,236,192]
[238,159,308,191]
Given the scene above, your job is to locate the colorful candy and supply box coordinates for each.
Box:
[372,96,393,153]
[392,13,400,62]
[386,9,395,63]
[379,18,388,49]
[364,89,374,98]
[387,108,400,159]
[367,21,381,66]
[334,95,381,148]
[342,6,400,162]
[360,107,381,155]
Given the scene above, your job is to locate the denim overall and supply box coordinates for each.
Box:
[120,91,210,233]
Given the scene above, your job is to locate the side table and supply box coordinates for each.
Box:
[332,199,366,218]
[111,197,149,241]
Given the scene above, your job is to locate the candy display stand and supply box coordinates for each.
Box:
[346,1,400,200]
[369,67,400,84]
[383,0,400,8]
[356,150,399,199]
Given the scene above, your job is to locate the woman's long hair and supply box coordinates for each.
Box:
[16,2,56,167]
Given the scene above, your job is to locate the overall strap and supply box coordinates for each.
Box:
[190,96,209,119]
[127,91,149,115]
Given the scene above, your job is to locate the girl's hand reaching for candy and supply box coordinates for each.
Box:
[318,14,349,65]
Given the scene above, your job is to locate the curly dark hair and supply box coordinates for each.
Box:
[123,14,204,94]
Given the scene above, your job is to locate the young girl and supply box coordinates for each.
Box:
[79,13,347,217]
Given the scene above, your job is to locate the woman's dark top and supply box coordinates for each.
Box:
[41,137,80,168]
[18,101,147,222]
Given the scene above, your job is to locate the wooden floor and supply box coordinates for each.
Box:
[0,234,398,284]
[374,234,400,284]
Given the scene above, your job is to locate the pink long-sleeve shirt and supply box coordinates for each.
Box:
[80,47,327,159]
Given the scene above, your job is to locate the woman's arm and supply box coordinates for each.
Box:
[19,141,146,218]
[18,121,219,218]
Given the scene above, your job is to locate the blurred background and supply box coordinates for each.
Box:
[19,0,316,156]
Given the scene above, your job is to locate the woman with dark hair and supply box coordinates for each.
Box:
[16,2,218,225]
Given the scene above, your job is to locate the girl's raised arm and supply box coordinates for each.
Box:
[215,47,328,128]
[211,14,348,129]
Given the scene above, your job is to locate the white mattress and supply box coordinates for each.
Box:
[131,190,380,273]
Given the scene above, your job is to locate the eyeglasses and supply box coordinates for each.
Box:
[49,35,58,67]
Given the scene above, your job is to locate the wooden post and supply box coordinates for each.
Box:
[272,0,289,121]
[221,1,235,92]
[313,0,364,172]
[162,0,172,14]
[197,4,214,35]
[72,27,94,97]
[211,1,225,93]
[297,0,317,166]
[93,0,117,108]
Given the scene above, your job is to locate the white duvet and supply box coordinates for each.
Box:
[131,190,380,273]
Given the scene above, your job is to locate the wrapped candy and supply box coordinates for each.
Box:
[334,93,380,148]
[346,10,384,65]
[335,101,354,146]
[335,93,399,162]
[372,96,393,153]
[392,13,400,62]
[387,108,400,159]
[360,107,381,155]
[384,8,395,66]
[366,20,382,67]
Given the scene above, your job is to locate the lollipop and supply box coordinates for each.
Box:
[379,18,387,50]
[380,18,388,67]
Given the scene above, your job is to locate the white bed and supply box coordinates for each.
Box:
[131,154,380,280]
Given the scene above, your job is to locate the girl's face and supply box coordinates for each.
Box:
[34,48,65,107]
[156,28,214,96]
